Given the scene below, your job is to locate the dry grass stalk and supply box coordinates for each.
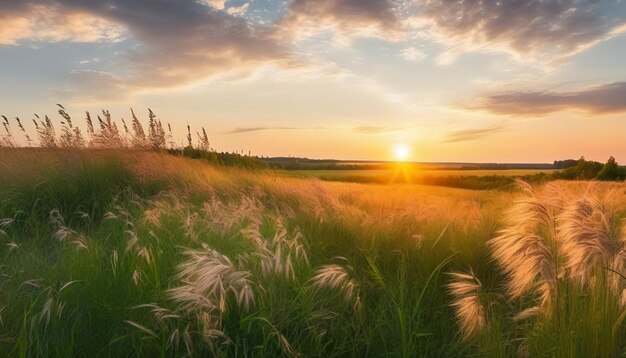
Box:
[558,196,614,286]
[311,262,360,311]
[447,271,486,341]
[489,181,559,304]
[169,246,254,314]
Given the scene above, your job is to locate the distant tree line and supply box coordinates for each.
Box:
[554,156,626,181]
[0,104,266,169]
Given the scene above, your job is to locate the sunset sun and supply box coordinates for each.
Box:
[393,144,410,162]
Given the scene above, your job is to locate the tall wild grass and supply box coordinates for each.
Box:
[0,150,624,356]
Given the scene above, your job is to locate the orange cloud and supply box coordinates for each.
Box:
[0,3,123,45]
[471,82,626,116]
[442,124,505,143]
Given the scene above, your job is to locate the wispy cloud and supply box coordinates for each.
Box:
[226,127,297,134]
[353,125,412,134]
[470,82,626,116]
[443,124,505,143]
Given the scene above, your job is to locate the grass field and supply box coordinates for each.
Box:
[0,149,625,357]
[293,168,559,179]
[289,167,560,189]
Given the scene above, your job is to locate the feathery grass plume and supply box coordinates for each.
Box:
[26,280,80,340]
[36,115,58,147]
[311,262,360,310]
[186,123,193,148]
[48,208,82,242]
[129,304,192,351]
[57,104,86,148]
[256,317,299,357]
[167,123,176,149]
[120,118,130,146]
[147,109,166,150]
[1,115,16,148]
[488,180,559,305]
[148,109,156,148]
[14,117,33,147]
[156,119,166,148]
[84,111,95,146]
[513,306,544,322]
[182,211,199,241]
[447,271,486,341]
[611,224,626,304]
[240,215,264,248]
[58,104,73,147]
[558,196,615,286]
[199,127,210,151]
[91,110,123,148]
[249,220,309,281]
[169,246,254,314]
[0,217,12,238]
[72,125,85,147]
[130,108,148,148]
[202,195,263,237]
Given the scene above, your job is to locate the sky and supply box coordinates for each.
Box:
[1,0,626,163]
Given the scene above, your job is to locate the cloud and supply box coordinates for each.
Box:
[4,0,624,102]
[58,70,129,101]
[412,0,626,62]
[199,0,227,10]
[1,0,292,94]
[353,125,410,134]
[399,47,426,62]
[70,0,291,88]
[442,124,505,143]
[0,2,124,45]
[77,58,100,65]
[227,3,249,17]
[277,0,402,42]
[471,82,626,116]
[226,127,297,134]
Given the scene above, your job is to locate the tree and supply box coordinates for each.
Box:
[558,156,603,180]
[596,156,626,181]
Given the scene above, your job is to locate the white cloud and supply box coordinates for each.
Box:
[227,3,249,17]
[400,47,426,62]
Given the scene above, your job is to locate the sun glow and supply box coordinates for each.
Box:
[393,143,410,162]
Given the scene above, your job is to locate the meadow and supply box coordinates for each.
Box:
[0,149,625,357]
[290,168,559,189]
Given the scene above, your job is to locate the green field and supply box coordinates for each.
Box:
[288,168,560,190]
[0,150,624,357]
[293,168,560,179]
